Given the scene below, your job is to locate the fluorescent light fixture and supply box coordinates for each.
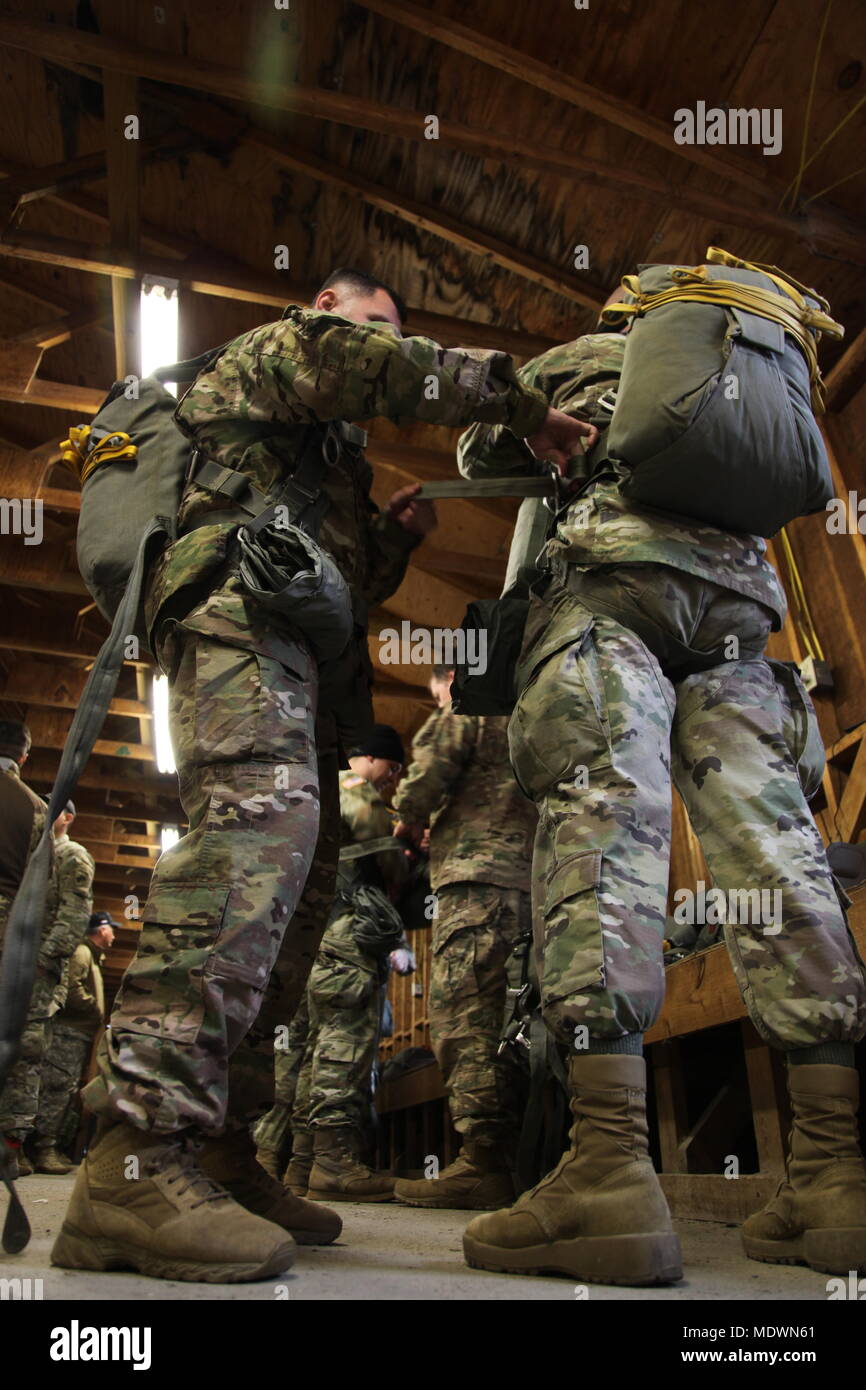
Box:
[151,674,176,775]
[140,275,179,393]
[161,826,181,853]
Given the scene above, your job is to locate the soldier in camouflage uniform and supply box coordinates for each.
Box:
[0,722,59,1178]
[258,724,407,1195]
[456,291,866,1285]
[54,267,592,1284]
[34,910,115,1174]
[392,667,536,1211]
[293,723,408,1203]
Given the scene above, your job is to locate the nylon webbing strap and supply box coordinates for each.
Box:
[416,475,558,500]
[339,836,408,862]
[0,515,168,1254]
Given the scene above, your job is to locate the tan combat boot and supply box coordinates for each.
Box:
[741,1063,866,1274]
[394,1142,515,1210]
[34,1141,73,1175]
[307,1128,395,1203]
[255,1145,282,1181]
[51,1121,295,1283]
[284,1129,314,1197]
[463,1054,682,1285]
[3,1137,32,1177]
[198,1127,341,1245]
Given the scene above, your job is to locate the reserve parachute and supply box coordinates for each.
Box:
[599,246,844,538]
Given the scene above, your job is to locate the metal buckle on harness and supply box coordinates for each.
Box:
[543,462,564,515]
[596,388,618,416]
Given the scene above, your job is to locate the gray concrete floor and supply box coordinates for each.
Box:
[1,1170,835,1301]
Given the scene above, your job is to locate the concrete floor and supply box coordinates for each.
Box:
[1,1171,835,1301]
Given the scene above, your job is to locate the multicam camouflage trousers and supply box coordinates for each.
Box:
[509,563,866,1050]
[254,991,310,1160]
[0,966,56,1138]
[291,912,383,1134]
[35,1021,93,1144]
[429,882,530,1147]
[82,579,340,1134]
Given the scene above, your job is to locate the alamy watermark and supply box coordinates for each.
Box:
[0,497,43,545]
[671,880,782,933]
[673,101,782,156]
[378,620,487,676]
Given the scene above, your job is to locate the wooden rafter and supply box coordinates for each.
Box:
[2,15,864,263]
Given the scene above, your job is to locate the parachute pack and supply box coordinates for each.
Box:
[599,246,844,538]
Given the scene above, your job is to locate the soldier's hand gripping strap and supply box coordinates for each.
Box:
[0,515,169,1254]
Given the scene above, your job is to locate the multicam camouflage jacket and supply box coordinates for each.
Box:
[323,769,408,965]
[457,331,787,626]
[146,307,549,631]
[393,710,536,892]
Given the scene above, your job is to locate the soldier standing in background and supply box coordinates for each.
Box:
[33,910,116,1174]
[53,267,592,1284]
[455,292,866,1285]
[392,666,536,1211]
[0,721,58,1178]
[287,723,408,1204]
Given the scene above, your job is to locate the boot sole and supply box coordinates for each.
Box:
[308,1188,394,1203]
[395,1193,508,1211]
[463,1230,683,1286]
[742,1228,866,1275]
[51,1221,296,1284]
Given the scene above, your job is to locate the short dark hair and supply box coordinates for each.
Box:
[316,266,408,325]
[0,720,31,760]
[431,665,455,680]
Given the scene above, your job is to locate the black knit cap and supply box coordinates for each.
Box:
[357,723,404,765]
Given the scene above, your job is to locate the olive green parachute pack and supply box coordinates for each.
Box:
[452,246,844,717]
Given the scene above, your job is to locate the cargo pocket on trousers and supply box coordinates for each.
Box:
[541,849,605,1005]
[110,886,232,1044]
[767,659,825,802]
[508,618,609,802]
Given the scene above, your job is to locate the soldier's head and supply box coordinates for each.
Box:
[313,267,407,334]
[0,719,32,767]
[53,799,76,838]
[88,910,117,950]
[349,723,405,792]
[429,666,454,709]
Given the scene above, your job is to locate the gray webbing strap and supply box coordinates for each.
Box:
[0,514,169,1253]
[339,836,408,863]
[416,475,558,500]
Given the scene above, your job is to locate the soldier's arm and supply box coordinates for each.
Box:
[361,505,423,608]
[392,711,477,827]
[65,944,103,1025]
[40,848,95,964]
[201,313,551,437]
[458,338,609,479]
[342,787,409,898]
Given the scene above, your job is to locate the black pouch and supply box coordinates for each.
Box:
[349,883,407,957]
[450,595,530,716]
[237,521,353,663]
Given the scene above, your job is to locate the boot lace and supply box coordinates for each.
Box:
[143,1136,232,1209]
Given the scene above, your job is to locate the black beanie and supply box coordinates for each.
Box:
[358,723,404,765]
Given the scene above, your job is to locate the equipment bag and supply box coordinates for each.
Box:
[599,246,844,538]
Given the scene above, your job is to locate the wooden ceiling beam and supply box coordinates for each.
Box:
[0,609,135,665]
[6,308,109,351]
[1,658,149,720]
[824,323,866,413]
[357,0,770,198]
[243,135,604,311]
[0,230,555,359]
[24,764,180,822]
[68,813,160,850]
[23,708,156,763]
[3,15,865,264]
[104,71,141,381]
